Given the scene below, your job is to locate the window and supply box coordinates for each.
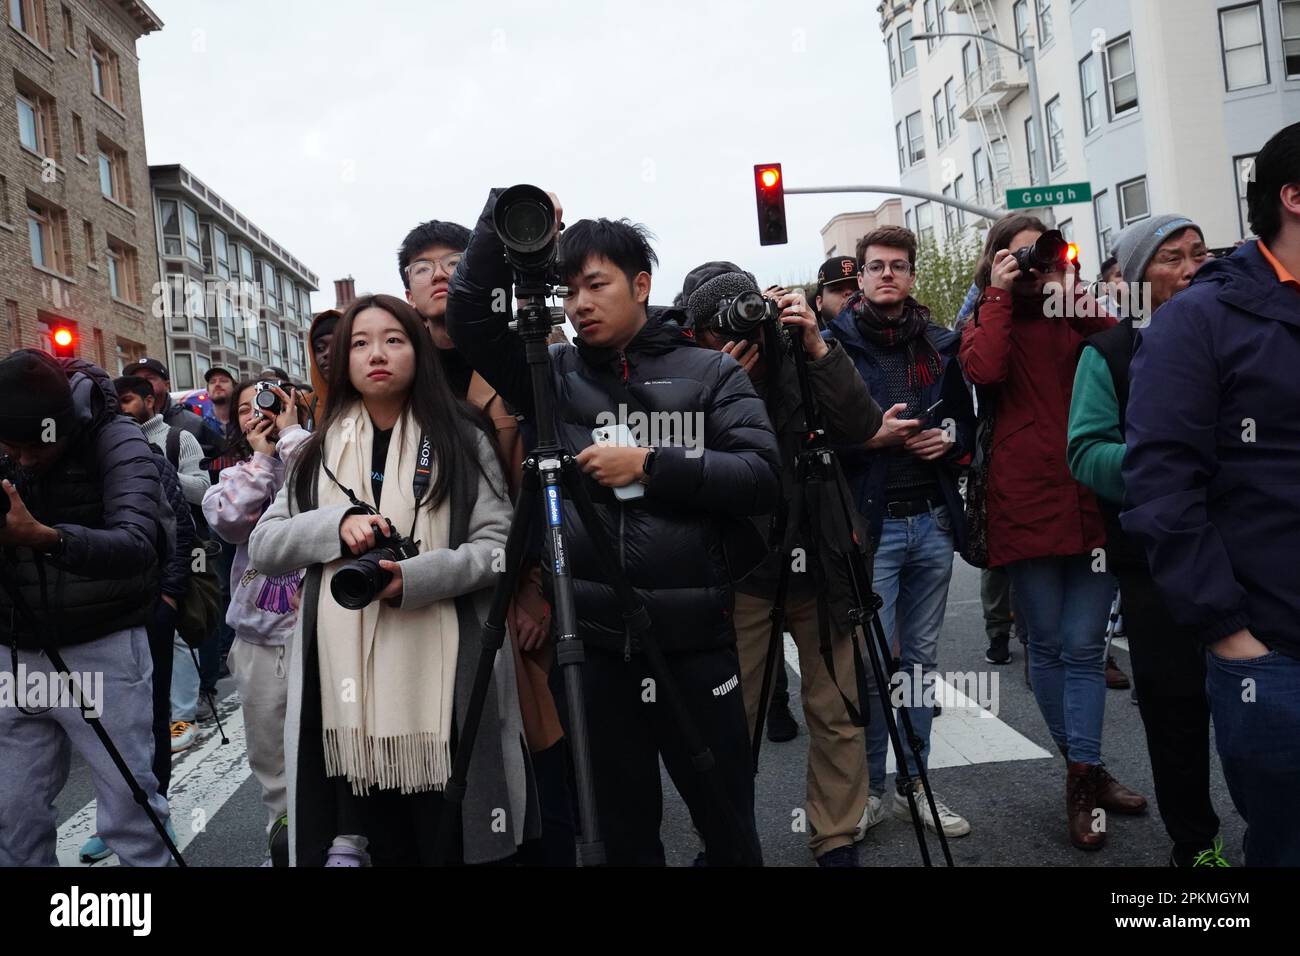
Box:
[962,41,981,84]
[262,261,280,312]
[93,327,105,368]
[905,207,916,233]
[299,288,312,321]
[9,0,49,48]
[72,113,85,156]
[1234,154,1258,237]
[1118,176,1150,225]
[944,77,957,139]
[61,5,73,50]
[15,84,56,160]
[28,200,68,274]
[933,90,947,147]
[1013,0,1031,50]
[1093,189,1116,257]
[268,322,284,365]
[82,219,93,259]
[194,354,211,383]
[1036,0,1054,47]
[106,237,139,304]
[906,110,925,164]
[213,227,230,280]
[1046,96,1065,169]
[923,0,937,51]
[159,199,182,256]
[0,174,8,223]
[89,33,123,108]
[282,275,297,322]
[915,201,934,242]
[97,137,129,204]
[38,316,75,356]
[895,122,906,171]
[1284,0,1300,78]
[990,136,1012,183]
[1219,3,1268,91]
[887,32,898,85]
[1059,218,1074,243]
[171,353,195,391]
[1104,35,1138,118]
[942,183,957,237]
[115,338,144,376]
[181,204,201,262]
[936,0,947,35]
[954,173,967,227]
[973,147,989,201]
[220,291,239,349]
[1024,117,1039,179]
[899,20,916,75]
[1079,54,1101,134]
[185,277,208,339]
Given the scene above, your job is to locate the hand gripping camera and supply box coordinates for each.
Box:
[329,514,420,610]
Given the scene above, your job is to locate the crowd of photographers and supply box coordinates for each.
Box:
[0,120,1296,868]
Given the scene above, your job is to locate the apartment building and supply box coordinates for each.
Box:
[880,0,1300,272]
[820,198,905,257]
[2,0,164,368]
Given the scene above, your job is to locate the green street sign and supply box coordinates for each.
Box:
[1006,182,1093,209]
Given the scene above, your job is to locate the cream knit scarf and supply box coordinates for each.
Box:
[315,401,459,795]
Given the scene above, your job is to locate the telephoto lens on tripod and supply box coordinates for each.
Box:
[493,184,559,280]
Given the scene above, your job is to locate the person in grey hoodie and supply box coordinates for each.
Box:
[202,379,310,861]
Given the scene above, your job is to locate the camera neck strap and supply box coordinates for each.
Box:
[320,431,431,542]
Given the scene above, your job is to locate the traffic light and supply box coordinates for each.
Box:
[753,163,788,246]
[51,325,76,358]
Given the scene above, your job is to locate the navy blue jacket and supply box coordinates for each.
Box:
[825,305,976,553]
[1121,241,1300,660]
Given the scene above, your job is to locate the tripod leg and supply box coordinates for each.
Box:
[434,463,540,865]
[561,466,759,865]
[752,483,805,770]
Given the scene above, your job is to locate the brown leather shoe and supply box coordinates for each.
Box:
[1067,762,1105,851]
[1105,655,1131,689]
[1095,766,1148,815]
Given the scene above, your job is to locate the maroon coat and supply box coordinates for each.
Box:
[959,287,1115,567]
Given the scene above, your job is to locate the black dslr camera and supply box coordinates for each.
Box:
[699,290,786,344]
[252,380,293,419]
[1013,229,1074,275]
[330,513,419,610]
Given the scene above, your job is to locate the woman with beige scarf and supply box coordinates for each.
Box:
[249,294,539,865]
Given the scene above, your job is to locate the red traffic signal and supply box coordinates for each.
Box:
[754,163,788,246]
[51,325,76,358]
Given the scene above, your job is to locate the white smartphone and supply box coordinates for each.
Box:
[591,424,646,501]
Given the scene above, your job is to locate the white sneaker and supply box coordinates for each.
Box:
[170,720,195,753]
[892,783,971,837]
[855,794,888,842]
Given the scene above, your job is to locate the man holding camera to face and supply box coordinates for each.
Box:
[685,262,882,867]
[446,188,782,866]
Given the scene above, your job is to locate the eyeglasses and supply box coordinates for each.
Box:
[404,253,463,282]
[862,260,914,277]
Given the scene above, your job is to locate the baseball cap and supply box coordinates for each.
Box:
[817,256,859,294]
[123,357,170,380]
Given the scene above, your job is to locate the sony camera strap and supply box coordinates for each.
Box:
[321,431,431,542]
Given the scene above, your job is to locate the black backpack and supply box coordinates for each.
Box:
[163,426,223,647]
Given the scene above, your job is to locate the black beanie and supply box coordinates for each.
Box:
[0,349,75,444]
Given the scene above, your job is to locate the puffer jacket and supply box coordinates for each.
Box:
[0,357,162,649]
[447,197,782,654]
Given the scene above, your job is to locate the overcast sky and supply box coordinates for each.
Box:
[139,0,897,311]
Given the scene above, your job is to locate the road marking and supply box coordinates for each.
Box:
[57,693,253,867]
[782,635,1052,771]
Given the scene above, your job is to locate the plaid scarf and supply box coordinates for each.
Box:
[849,293,943,389]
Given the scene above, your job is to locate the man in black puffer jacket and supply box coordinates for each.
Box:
[0,350,172,867]
[448,189,781,866]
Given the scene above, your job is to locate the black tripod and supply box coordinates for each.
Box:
[435,285,757,866]
[749,325,954,867]
[0,557,186,867]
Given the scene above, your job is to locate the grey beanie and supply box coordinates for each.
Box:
[1113,214,1203,285]
[674,260,755,309]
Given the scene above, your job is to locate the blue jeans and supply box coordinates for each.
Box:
[1007,555,1114,765]
[170,634,200,723]
[1206,648,1300,866]
[865,506,955,796]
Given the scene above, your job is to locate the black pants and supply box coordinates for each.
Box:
[555,644,761,866]
[334,780,464,866]
[1117,569,1220,855]
[515,737,578,866]
[146,599,177,798]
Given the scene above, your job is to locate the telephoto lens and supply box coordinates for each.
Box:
[492,185,558,276]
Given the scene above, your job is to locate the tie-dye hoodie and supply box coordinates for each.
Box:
[201,425,311,646]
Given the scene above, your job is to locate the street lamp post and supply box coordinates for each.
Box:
[914,29,1054,225]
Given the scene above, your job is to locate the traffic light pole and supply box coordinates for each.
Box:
[783,184,1002,222]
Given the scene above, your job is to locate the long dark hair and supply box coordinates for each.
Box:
[289,293,487,511]
[223,376,264,463]
[974,214,1048,290]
